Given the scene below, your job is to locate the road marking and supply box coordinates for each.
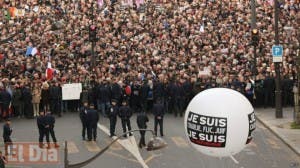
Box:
[267,138,281,149]
[84,141,101,152]
[171,136,189,147]
[67,141,79,154]
[98,123,149,168]
[144,155,155,164]
[107,151,139,163]
[105,139,123,151]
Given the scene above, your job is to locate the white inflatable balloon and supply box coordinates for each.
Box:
[184,88,255,157]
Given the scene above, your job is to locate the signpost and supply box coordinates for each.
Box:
[272,45,283,62]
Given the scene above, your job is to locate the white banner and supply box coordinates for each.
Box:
[62,83,82,100]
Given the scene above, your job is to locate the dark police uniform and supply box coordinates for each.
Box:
[109,101,119,137]
[45,113,59,148]
[136,112,149,148]
[79,106,88,140]
[118,102,133,137]
[37,113,47,147]
[153,102,165,136]
[3,121,12,155]
[86,106,99,141]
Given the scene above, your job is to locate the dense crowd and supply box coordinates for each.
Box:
[0,0,299,119]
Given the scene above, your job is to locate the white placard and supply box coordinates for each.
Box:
[62,83,82,100]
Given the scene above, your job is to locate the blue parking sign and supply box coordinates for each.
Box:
[272,45,283,62]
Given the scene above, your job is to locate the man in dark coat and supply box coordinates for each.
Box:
[282,75,293,107]
[111,80,122,105]
[49,82,62,117]
[3,119,12,155]
[153,80,165,105]
[166,79,176,114]
[79,102,88,140]
[140,81,149,112]
[175,80,185,117]
[109,99,118,137]
[0,88,12,119]
[80,88,89,107]
[118,100,132,138]
[131,81,142,112]
[44,112,59,148]
[12,85,23,117]
[49,83,55,113]
[88,87,97,109]
[182,77,193,109]
[136,111,149,148]
[153,99,165,136]
[86,104,99,141]
[22,85,33,118]
[98,80,112,117]
[263,73,275,107]
[37,111,47,148]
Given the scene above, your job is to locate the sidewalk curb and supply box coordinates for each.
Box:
[256,116,300,156]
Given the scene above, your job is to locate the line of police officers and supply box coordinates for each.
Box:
[79,97,165,148]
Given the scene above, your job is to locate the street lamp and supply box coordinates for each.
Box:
[295,13,300,124]
[64,129,167,168]
[251,0,258,102]
[90,1,96,69]
[274,0,283,118]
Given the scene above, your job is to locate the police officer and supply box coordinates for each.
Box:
[79,102,88,140]
[109,99,118,137]
[118,100,132,138]
[45,112,59,148]
[3,119,12,155]
[153,99,164,136]
[37,111,47,148]
[136,111,149,148]
[86,104,99,141]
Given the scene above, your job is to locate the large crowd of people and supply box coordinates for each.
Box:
[0,0,299,119]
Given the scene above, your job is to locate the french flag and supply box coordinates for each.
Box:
[46,62,57,81]
[25,46,38,56]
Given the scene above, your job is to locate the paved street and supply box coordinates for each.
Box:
[1,112,299,168]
